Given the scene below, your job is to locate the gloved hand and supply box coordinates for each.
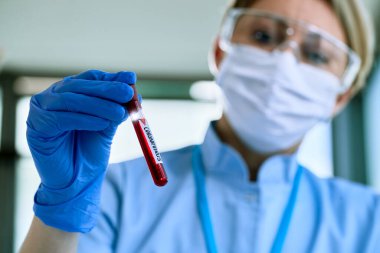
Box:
[27,70,136,232]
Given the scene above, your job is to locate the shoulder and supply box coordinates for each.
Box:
[302,168,379,209]
[302,168,380,240]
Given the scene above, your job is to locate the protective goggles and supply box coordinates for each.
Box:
[219,8,361,92]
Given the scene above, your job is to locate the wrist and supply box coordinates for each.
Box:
[34,172,105,233]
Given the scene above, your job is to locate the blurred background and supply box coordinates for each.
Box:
[0,0,379,252]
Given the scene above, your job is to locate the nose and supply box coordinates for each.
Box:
[276,40,302,62]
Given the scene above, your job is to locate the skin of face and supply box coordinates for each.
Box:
[213,0,353,115]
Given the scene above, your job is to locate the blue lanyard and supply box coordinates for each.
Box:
[192,145,303,253]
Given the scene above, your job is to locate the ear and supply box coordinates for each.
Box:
[333,88,353,116]
[208,37,226,75]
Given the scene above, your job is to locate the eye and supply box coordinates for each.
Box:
[250,29,275,45]
[302,33,332,65]
[304,49,330,65]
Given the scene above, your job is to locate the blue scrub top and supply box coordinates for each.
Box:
[78,124,380,252]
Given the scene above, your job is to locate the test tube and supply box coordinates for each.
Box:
[125,84,168,187]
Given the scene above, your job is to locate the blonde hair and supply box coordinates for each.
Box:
[227,0,376,94]
[330,0,375,93]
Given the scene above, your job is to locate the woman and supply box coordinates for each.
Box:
[21,0,379,252]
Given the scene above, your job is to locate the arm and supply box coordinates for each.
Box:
[20,70,136,252]
[21,166,123,253]
[20,216,78,253]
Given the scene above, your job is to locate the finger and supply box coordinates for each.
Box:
[27,106,111,138]
[55,111,112,132]
[33,92,127,122]
[70,69,137,84]
[53,79,134,104]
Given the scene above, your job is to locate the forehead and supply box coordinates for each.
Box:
[249,0,347,43]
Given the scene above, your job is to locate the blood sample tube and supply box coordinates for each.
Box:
[124,84,168,187]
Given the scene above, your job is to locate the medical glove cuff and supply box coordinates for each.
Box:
[33,172,105,233]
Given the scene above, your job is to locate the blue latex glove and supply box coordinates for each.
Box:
[27,70,136,232]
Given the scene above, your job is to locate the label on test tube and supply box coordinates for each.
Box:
[138,120,163,164]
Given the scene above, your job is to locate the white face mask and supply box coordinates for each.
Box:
[216,45,341,154]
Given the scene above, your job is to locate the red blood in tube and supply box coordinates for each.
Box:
[125,84,168,187]
[131,120,168,186]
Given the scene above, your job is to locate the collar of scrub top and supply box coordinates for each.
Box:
[200,122,300,184]
[194,123,304,253]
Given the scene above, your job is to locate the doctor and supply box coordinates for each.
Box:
[21,0,379,252]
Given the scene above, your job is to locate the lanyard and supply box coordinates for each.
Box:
[192,145,303,253]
